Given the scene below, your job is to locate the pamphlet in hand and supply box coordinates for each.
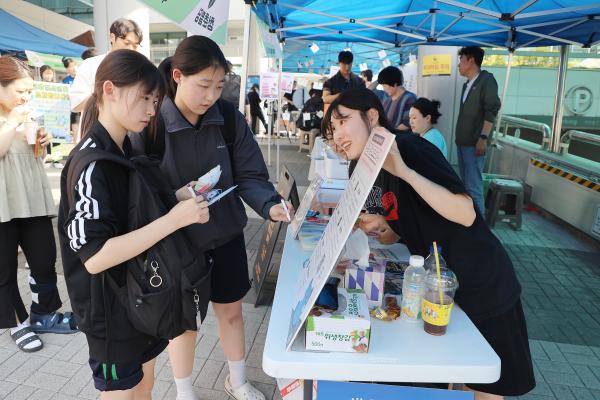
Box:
[192,165,222,195]
[207,185,238,206]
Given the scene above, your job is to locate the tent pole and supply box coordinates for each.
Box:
[488,50,513,173]
[239,4,252,113]
[516,3,600,19]
[550,45,569,153]
[521,18,589,47]
[277,56,283,181]
[493,50,514,139]
[268,99,272,166]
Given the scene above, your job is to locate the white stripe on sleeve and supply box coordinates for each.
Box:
[69,161,99,251]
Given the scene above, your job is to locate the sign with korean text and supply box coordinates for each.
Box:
[141,0,229,44]
[286,129,395,349]
[422,54,452,76]
[29,82,71,141]
[253,165,299,306]
[260,72,280,100]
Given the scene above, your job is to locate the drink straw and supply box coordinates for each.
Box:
[433,241,444,305]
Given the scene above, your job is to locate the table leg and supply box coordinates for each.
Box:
[303,379,313,400]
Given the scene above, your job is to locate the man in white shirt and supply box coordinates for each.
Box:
[69,18,143,137]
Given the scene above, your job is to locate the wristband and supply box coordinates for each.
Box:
[479,134,488,140]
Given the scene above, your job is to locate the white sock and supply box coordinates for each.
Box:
[174,375,197,400]
[228,359,247,389]
[11,319,41,351]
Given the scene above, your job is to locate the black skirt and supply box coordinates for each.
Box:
[467,299,536,396]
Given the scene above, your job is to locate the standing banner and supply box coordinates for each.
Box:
[29,82,71,141]
[257,18,282,58]
[286,129,395,349]
[253,165,300,306]
[260,72,280,100]
[141,0,230,44]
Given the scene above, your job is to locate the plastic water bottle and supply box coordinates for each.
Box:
[400,255,426,322]
[424,244,447,273]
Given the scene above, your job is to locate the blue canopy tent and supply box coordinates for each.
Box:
[253,1,600,73]
[0,8,86,57]
[248,0,600,172]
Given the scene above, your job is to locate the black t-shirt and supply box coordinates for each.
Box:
[368,133,521,321]
[323,71,365,95]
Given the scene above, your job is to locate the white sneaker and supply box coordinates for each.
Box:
[224,375,266,400]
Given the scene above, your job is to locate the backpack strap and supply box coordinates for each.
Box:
[66,149,133,208]
[216,98,238,175]
[216,98,237,157]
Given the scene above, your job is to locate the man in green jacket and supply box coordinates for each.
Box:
[456,46,501,215]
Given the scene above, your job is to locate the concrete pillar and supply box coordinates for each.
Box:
[93,0,150,58]
[247,12,264,75]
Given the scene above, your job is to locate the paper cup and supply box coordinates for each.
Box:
[22,121,38,145]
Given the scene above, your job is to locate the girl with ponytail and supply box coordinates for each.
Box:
[58,49,211,398]
[135,35,292,400]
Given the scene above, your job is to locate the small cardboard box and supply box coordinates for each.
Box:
[344,259,386,308]
[305,288,371,353]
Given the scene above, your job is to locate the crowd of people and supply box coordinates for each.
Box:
[0,14,533,400]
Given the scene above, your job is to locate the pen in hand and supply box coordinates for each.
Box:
[280,199,291,222]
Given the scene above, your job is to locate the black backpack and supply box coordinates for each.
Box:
[66,150,212,340]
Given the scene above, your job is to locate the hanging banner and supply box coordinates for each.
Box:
[25,50,80,72]
[140,0,229,44]
[260,72,279,100]
[29,82,71,141]
[422,54,452,76]
[257,18,282,58]
[281,73,295,94]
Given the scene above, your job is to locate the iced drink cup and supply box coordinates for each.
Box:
[422,267,458,336]
[22,121,38,145]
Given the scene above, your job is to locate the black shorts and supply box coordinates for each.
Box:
[467,299,536,396]
[207,234,251,304]
[89,338,168,392]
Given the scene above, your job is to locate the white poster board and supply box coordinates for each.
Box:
[281,73,295,94]
[286,129,395,349]
[260,72,280,100]
[401,61,418,95]
[290,176,324,239]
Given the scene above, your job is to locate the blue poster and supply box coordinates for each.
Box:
[317,381,474,400]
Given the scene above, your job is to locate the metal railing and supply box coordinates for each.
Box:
[495,115,552,150]
[560,130,600,155]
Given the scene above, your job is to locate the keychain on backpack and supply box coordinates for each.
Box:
[149,260,163,288]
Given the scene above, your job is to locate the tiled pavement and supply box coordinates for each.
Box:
[1,137,599,399]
